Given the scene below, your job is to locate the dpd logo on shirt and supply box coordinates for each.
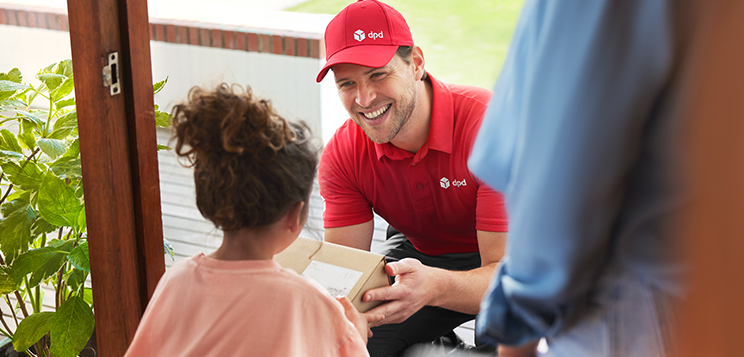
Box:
[440,177,467,189]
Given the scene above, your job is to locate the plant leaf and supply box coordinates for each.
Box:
[0,68,23,83]
[1,161,44,191]
[49,111,77,140]
[68,242,90,272]
[157,144,171,151]
[31,215,58,237]
[77,206,86,230]
[54,59,74,78]
[50,296,94,357]
[15,110,45,127]
[10,240,74,286]
[55,97,75,111]
[38,138,67,160]
[49,156,82,178]
[1,192,30,216]
[62,138,80,159]
[37,73,67,92]
[0,129,23,153]
[18,131,36,152]
[51,77,74,102]
[38,172,83,228]
[12,311,55,352]
[0,206,34,264]
[163,237,175,261]
[65,268,87,293]
[81,287,94,306]
[0,266,20,295]
[0,80,29,92]
[0,149,24,162]
[0,99,27,109]
[153,76,168,94]
[154,109,171,128]
[29,240,74,287]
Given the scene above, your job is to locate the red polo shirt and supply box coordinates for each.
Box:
[319,74,507,256]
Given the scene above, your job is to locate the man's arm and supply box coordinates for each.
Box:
[363,230,506,325]
[468,0,677,347]
[324,220,375,251]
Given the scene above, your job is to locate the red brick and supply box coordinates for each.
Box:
[247,33,258,52]
[0,9,6,25]
[223,31,235,49]
[285,37,296,56]
[37,12,49,29]
[27,11,38,28]
[177,26,188,44]
[297,38,308,57]
[46,13,59,30]
[17,10,27,27]
[235,32,246,51]
[57,14,68,31]
[258,34,271,53]
[7,10,17,26]
[199,28,210,46]
[166,24,176,43]
[149,24,154,40]
[155,24,165,41]
[188,27,199,45]
[310,39,321,59]
[272,36,283,54]
[211,29,222,48]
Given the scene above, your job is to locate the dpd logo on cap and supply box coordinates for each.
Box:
[353,29,365,42]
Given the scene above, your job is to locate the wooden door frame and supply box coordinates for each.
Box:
[66,0,164,355]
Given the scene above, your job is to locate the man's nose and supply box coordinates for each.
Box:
[355,83,376,108]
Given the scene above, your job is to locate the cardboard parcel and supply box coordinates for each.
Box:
[274,236,390,312]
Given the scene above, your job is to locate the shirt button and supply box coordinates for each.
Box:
[416,183,423,190]
[412,162,417,166]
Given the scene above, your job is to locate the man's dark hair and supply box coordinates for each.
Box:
[396,46,427,80]
[396,46,414,64]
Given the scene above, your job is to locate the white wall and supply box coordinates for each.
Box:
[150,41,323,136]
[0,25,325,138]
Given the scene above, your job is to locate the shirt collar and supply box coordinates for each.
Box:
[374,73,454,162]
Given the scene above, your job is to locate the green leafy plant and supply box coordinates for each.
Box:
[0,60,170,357]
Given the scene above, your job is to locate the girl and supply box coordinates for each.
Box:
[125,84,373,356]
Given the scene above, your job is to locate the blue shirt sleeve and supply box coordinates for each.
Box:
[468,0,675,345]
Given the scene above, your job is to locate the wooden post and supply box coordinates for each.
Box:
[678,1,744,356]
[66,0,165,355]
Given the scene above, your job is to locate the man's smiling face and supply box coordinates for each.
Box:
[333,54,418,144]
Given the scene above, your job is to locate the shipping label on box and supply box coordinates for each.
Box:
[274,236,390,312]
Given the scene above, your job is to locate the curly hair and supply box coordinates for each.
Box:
[171,84,318,231]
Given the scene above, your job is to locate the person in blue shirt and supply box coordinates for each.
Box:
[468,0,694,355]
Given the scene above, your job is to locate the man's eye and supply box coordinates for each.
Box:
[338,81,353,89]
[371,72,385,79]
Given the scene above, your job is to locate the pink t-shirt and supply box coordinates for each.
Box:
[124,253,369,357]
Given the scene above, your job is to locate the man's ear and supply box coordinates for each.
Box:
[412,46,426,80]
[285,201,305,234]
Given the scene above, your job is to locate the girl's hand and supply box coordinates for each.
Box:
[336,296,383,344]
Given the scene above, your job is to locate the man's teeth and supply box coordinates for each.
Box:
[364,105,390,119]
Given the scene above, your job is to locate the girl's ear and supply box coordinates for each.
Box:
[285,201,305,234]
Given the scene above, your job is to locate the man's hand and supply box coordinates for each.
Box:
[337,296,384,343]
[361,258,436,326]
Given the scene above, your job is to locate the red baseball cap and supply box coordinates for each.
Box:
[315,0,414,82]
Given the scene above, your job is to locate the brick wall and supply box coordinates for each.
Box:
[0,5,323,59]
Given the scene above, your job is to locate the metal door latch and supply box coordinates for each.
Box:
[102,52,120,96]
